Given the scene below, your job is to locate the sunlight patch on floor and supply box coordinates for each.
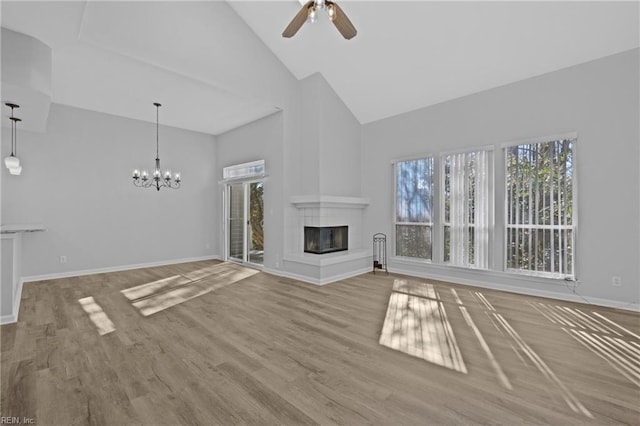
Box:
[531,302,640,387]
[451,288,512,390]
[379,280,467,373]
[122,262,259,316]
[464,295,592,418]
[121,275,191,301]
[78,296,116,336]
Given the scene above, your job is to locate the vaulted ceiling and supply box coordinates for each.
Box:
[2,1,638,135]
[232,0,639,124]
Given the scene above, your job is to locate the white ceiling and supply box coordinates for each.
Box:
[1,1,638,134]
[232,0,640,123]
[1,1,281,135]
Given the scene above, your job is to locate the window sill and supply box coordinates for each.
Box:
[390,257,576,286]
[392,256,434,265]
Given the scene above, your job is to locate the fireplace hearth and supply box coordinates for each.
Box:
[304,226,348,254]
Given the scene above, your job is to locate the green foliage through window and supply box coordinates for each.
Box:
[505,138,575,277]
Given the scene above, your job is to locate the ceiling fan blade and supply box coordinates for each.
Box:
[329,2,357,40]
[282,1,314,38]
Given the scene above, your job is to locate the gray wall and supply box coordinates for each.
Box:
[299,73,362,197]
[2,2,636,311]
[316,74,361,197]
[216,72,362,274]
[1,104,217,278]
[0,0,303,283]
[299,75,322,195]
[361,49,640,308]
[216,112,284,270]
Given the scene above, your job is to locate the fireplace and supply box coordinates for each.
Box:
[304,226,348,254]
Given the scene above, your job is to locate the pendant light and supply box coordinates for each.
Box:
[132,103,181,191]
[4,103,22,175]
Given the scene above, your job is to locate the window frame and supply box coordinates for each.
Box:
[222,159,266,182]
[392,154,436,261]
[502,132,578,279]
[440,146,494,269]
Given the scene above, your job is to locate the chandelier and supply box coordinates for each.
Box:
[4,102,22,176]
[132,102,181,191]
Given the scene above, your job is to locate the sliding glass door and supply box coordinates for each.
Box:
[247,182,264,265]
[226,181,264,266]
[228,183,245,262]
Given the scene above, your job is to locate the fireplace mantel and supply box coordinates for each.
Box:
[290,195,369,209]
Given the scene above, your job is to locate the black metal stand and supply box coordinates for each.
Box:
[373,233,388,274]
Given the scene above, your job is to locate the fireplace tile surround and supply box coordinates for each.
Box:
[281,195,371,285]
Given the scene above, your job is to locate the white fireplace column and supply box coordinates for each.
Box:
[279,195,371,285]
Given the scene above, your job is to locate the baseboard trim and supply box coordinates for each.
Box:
[263,266,371,286]
[0,314,16,324]
[2,256,221,325]
[391,266,640,312]
[22,255,221,284]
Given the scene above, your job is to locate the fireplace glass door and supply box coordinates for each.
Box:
[304,226,348,254]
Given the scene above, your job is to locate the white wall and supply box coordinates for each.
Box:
[2,1,635,312]
[298,73,362,197]
[216,112,284,270]
[1,104,217,279]
[299,75,322,195]
[317,74,362,197]
[0,0,306,291]
[216,72,363,280]
[361,49,640,309]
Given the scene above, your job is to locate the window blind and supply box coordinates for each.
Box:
[505,138,576,278]
[443,150,491,268]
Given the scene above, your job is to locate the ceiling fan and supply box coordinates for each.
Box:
[283,0,357,40]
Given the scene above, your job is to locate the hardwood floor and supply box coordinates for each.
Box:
[1,259,639,425]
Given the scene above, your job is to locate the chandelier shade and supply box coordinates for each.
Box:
[132,102,181,191]
[4,103,22,176]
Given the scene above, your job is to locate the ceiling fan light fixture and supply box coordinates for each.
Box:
[283,0,356,39]
[327,3,336,21]
[308,5,318,23]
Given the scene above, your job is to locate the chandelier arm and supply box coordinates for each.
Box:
[133,177,180,190]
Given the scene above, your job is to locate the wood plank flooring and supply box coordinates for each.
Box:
[1,259,639,425]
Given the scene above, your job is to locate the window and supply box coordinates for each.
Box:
[505,137,576,278]
[223,160,265,180]
[394,157,434,259]
[442,149,492,268]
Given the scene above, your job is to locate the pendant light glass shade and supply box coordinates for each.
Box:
[4,156,19,169]
[5,103,22,175]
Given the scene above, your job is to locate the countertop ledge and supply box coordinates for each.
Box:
[1,224,46,234]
